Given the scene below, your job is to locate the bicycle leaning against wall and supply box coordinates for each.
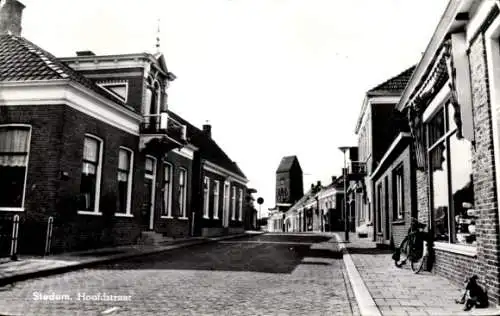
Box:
[392,217,430,274]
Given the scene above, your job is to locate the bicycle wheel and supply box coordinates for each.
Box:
[395,238,410,268]
[410,241,426,274]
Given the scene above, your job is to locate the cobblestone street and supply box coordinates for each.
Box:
[0,234,358,316]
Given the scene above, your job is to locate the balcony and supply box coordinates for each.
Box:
[347,161,367,180]
[139,113,188,153]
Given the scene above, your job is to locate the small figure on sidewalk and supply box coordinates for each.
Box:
[455,275,489,311]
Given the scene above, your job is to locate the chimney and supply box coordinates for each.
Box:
[202,123,211,138]
[331,176,337,183]
[0,0,25,36]
[76,50,96,57]
[317,181,321,187]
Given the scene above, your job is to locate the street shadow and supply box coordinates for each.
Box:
[346,247,393,255]
[89,235,341,274]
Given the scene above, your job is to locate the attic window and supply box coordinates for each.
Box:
[97,81,128,103]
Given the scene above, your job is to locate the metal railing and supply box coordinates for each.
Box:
[141,113,187,141]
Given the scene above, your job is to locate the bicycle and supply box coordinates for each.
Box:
[392,218,429,274]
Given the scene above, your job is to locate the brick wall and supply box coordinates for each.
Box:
[469,32,500,304]
[154,151,193,238]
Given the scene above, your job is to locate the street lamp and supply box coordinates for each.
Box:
[338,146,350,242]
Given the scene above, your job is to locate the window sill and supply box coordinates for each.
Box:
[434,242,477,257]
[115,213,134,218]
[160,216,174,219]
[213,217,219,220]
[178,217,189,220]
[78,211,102,216]
[0,207,24,212]
[203,215,210,220]
[392,220,405,225]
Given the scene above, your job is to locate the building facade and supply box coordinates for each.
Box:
[0,0,248,255]
[353,67,415,240]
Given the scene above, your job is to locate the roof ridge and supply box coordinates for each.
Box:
[368,65,416,93]
[11,35,70,79]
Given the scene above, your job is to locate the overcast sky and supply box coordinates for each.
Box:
[22,0,448,216]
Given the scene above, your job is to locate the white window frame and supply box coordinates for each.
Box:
[203,176,210,219]
[394,165,404,220]
[223,181,230,224]
[97,80,129,103]
[213,180,220,219]
[116,147,134,217]
[78,134,104,216]
[231,186,236,220]
[238,188,243,221]
[161,162,173,218]
[145,155,157,229]
[179,168,188,219]
[0,124,32,212]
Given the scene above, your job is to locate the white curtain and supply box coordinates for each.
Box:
[118,150,130,171]
[0,128,30,167]
[83,137,99,163]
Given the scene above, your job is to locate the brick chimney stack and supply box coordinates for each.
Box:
[202,123,211,138]
[0,0,25,36]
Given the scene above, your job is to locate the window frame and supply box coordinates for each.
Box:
[116,147,134,217]
[78,134,104,216]
[0,124,32,212]
[238,188,243,221]
[203,176,210,219]
[161,162,173,218]
[213,180,220,219]
[231,186,236,220]
[393,164,404,221]
[426,100,474,246]
[144,155,157,228]
[178,168,188,219]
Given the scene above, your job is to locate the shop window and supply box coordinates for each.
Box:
[238,188,243,221]
[427,103,475,245]
[231,186,236,220]
[0,126,30,209]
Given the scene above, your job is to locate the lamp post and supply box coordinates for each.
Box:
[339,146,350,242]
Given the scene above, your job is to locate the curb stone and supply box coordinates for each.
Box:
[0,231,265,287]
[334,233,382,316]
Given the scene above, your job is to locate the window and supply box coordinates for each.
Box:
[80,135,103,214]
[117,148,133,216]
[393,165,404,220]
[213,180,220,219]
[427,103,475,245]
[203,177,210,219]
[231,186,236,220]
[376,184,382,233]
[144,156,156,226]
[238,188,243,221]
[178,168,187,218]
[162,163,172,217]
[143,79,162,130]
[0,126,31,210]
[223,182,230,222]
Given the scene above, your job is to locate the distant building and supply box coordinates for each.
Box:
[268,155,304,232]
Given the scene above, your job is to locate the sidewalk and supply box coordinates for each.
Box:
[334,232,500,316]
[0,231,264,287]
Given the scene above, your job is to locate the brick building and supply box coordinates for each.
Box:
[0,0,248,255]
[389,0,500,305]
[353,67,415,241]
